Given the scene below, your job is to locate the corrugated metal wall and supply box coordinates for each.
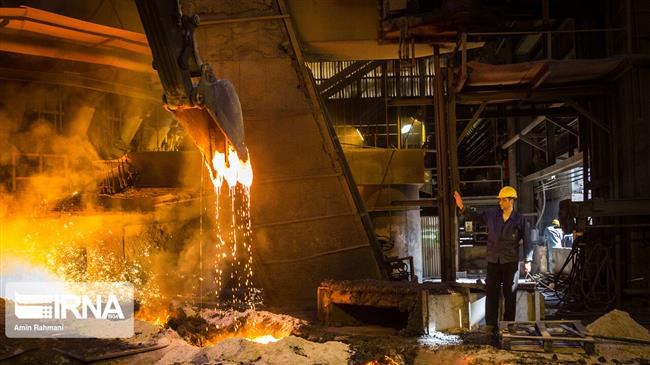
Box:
[307,60,435,99]
[421,216,441,279]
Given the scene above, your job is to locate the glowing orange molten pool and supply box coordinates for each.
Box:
[364,355,402,365]
[249,335,282,344]
[134,304,170,327]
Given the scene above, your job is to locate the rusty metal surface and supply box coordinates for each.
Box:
[464,58,625,89]
[184,0,384,309]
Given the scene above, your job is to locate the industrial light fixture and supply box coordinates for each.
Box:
[401,124,412,134]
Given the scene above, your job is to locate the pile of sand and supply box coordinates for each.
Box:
[587,309,650,341]
[100,309,350,364]
[152,331,351,365]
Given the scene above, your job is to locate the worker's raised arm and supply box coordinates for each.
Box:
[454,191,485,224]
[453,191,464,210]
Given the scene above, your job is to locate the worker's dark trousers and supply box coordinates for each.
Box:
[485,261,520,327]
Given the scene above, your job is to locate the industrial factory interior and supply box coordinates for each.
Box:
[0,0,649,364]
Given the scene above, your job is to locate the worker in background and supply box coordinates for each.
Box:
[543,219,564,273]
[453,186,533,333]
[563,232,573,248]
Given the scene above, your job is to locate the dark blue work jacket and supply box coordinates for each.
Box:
[461,207,533,264]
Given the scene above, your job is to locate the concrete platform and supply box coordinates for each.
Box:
[318,279,544,334]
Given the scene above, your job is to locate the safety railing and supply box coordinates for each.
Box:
[5,152,69,192]
[93,156,137,195]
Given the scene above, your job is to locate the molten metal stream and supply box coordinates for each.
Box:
[207,145,256,309]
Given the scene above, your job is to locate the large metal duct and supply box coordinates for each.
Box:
[188,0,386,309]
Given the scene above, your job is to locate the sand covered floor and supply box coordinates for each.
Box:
[2,299,650,365]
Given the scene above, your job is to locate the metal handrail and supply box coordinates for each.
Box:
[6,152,69,191]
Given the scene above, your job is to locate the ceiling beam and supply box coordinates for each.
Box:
[529,62,551,89]
[458,106,576,119]
[566,100,611,134]
[387,97,433,106]
[518,135,546,152]
[0,66,159,101]
[523,152,583,182]
[546,116,579,136]
[457,102,486,145]
[501,115,546,149]
[386,99,577,118]
[457,84,606,105]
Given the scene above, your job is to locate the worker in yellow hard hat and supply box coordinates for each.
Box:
[544,218,564,273]
[453,186,532,333]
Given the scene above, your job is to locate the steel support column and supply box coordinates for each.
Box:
[507,116,518,186]
[433,46,455,282]
[447,66,460,280]
[448,67,460,194]
[546,120,556,165]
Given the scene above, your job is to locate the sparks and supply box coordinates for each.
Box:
[207,144,257,308]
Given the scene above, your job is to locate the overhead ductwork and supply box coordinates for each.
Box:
[0,6,152,73]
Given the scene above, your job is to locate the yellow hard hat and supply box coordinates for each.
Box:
[497,186,518,199]
[552,219,560,226]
